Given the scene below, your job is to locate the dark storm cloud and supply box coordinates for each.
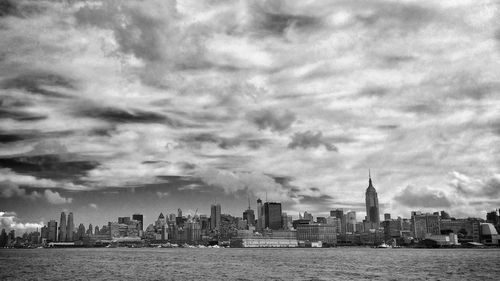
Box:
[357,86,389,97]
[181,133,269,150]
[254,10,321,36]
[404,103,441,115]
[0,0,46,18]
[1,73,75,99]
[247,109,296,132]
[452,175,500,197]
[288,131,338,152]
[0,0,18,17]
[381,55,415,65]
[354,1,436,31]
[0,155,99,181]
[78,106,182,126]
[298,194,334,205]
[0,130,73,143]
[74,1,209,86]
[489,119,500,136]
[0,108,46,121]
[377,125,399,130]
[393,185,452,208]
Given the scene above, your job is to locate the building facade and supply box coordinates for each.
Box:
[211,204,221,231]
[264,202,282,230]
[365,172,380,229]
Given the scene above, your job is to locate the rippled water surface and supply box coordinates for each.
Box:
[1,248,499,280]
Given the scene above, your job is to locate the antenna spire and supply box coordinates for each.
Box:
[368,169,373,187]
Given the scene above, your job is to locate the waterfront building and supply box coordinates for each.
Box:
[296,224,337,244]
[58,212,66,242]
[480,223,500,245]
[132,214,144,231]
[412,212,440,239]
[264,202,282,230]
[48,220,58,242]
[365,171,380,229]
[211,203,221,231]
[66,212,75,241]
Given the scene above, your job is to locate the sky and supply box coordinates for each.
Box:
[1,0,500,232]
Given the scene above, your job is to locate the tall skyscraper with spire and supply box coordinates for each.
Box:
[365,170,380,228]
[58,212,66,242]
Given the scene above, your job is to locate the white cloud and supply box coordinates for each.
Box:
[156,191,169,199]
[0,211,44,232]
[0,0,499,218]
[89,203,98,209]
[43,190,73,205]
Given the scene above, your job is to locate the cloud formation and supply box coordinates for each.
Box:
[288,131,338,152]
[0,211,43,231]
[393,185,452,208]
[0,0,499,223]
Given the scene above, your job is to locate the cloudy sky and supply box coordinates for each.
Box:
[1,0,499,231]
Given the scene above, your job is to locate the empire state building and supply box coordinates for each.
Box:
[365,171,380,228]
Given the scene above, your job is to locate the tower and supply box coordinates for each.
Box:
[210,203,221,231]
[264,202,282,230]
[365,170,380,228]
[66,212,75,241]
[48,220,58,242]
[256,198,263,230]
[132,214,144,231]
[243,198,255,227]
[58,212,66,242]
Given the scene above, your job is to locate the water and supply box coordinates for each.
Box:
[1,248,499,280]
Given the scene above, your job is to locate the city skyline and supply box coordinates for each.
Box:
[1,0,500,231]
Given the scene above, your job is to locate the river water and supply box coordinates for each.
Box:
[1,247,499,280]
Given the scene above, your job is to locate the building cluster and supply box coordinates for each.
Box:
[1,174,499,248]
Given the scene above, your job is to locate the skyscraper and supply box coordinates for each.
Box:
[347,211,357,233]
[87,224,93,236]
[264,202,282,230]
[132,214,144,231]
[66,212,75,241]
[257,198,263,230]
[210,204,221,231]
[330,209,345,234]
[48,220,58,242]
[59,212,66,242]
[365,171,380,228]
[243,199,255,227]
